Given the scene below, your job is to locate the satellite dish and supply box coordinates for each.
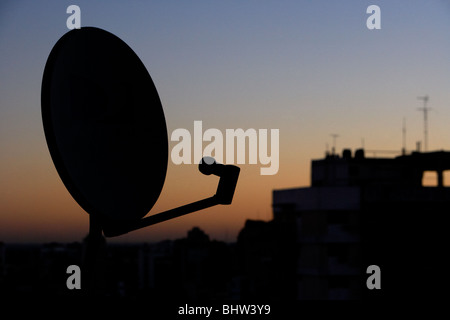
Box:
[42,27,168,224]
[42,27,239,238]
[42,27,239,295]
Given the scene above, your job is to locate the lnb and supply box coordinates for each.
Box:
[199,157,240,205]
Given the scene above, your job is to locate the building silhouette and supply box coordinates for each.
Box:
[236,219,296,300]
[273,148,450,299]
[2,149,448,300]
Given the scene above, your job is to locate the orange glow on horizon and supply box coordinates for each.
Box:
[0,145,308,243]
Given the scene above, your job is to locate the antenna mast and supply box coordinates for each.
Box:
[402,117,406,155]
[417,95,430,151]
[330,134,339,155]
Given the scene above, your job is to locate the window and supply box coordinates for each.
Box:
[422,171,438,187]
[444,170,450,187]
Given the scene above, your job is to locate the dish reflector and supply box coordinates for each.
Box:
[42,27,168,222]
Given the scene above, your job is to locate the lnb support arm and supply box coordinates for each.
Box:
[102,157,240,237]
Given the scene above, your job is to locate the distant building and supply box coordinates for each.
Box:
[0,242,5,280]
[136,227,235,300]
[236,220,296,300]
[172,227,235,299]
[273,149,450,299]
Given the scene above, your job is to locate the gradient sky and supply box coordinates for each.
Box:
[1,0,450,243]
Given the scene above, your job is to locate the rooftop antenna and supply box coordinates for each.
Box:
[330,134,339,155]
[417,95,431,151]
[402,117,406,155]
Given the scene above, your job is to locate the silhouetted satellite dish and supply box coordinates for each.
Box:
[42,27,168,223]
[42,27,239,296]
[42,27,239,239]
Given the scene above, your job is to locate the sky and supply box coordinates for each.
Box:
[1,0,450,243]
